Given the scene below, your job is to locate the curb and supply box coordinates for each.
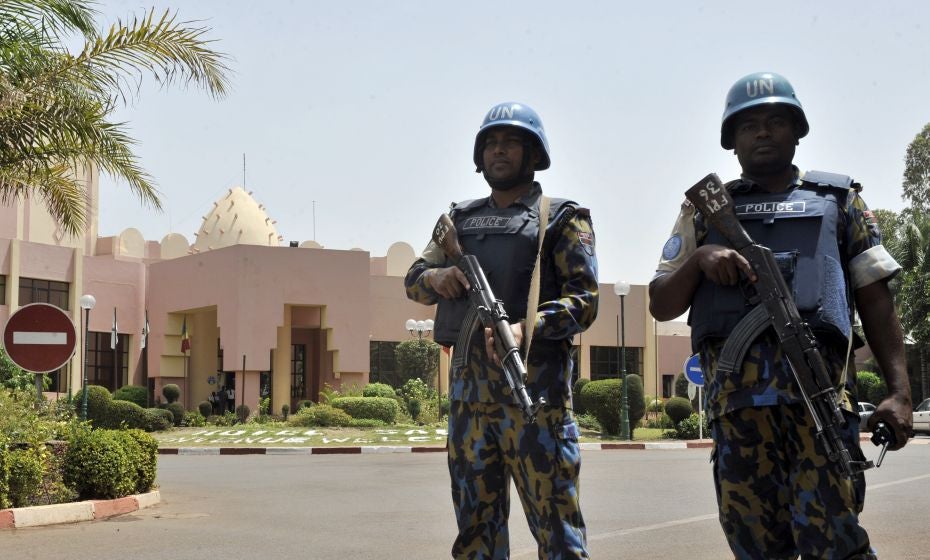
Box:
[0,490,160,530]
[158,441,716,455]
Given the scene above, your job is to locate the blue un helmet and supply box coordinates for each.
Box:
[720,72,809,149]
[473,102,551,171]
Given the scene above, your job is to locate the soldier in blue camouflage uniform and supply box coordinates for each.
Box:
[649,73,912,559]
[405,101,598,559]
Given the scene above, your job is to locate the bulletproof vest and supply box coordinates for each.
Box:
[689,172,854,351]
[432,195,575,347]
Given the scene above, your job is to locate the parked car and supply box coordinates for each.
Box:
[914,398,930,435]
[857,402,876,432]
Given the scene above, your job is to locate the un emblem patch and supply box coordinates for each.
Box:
[662,234,682,260]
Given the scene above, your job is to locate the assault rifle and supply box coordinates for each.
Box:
[685,173,893,478]
[431,213,547,420]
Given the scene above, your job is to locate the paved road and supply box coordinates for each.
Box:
[3,438,928,559]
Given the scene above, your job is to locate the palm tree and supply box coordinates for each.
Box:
[0,0,230,235]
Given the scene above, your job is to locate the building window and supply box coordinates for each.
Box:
[19,277,69,309]
[589,346,643,381]
[662,374,675,399]
[85,332,128,390]
[369,341,399,387]
[0,275,6,305]
[291,344,306,398]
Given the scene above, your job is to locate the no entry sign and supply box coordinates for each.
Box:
[3,303,77,373]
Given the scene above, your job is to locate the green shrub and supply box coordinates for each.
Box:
[363,382,397,399]
[198,401,213,417]
[7,445,46,507]
[579,379,622,435]
[143,408,174,432]
[281,403,290,420]
[76,385,112,424]
[0,445,10,509]
[119,430,158,494]
[331,397,398,424]
[407,398,422,421]
[287,404,352,427]
[674,373,689,398]
[235,404,250,423]
[575,412,601,432]
[165,402,185,427]
[296,400,315,411]
[64,430,135,499]
[183,411,206,427]
[400,378,432,401]
[674,413,709,440]
[105,399,148,430]
[572,378,591,414]
[112,385,148,408]
[349,418,387,428]
[625,374,646,433]
[162,384,181,404]
[855,370,887,405]
[259,397,270,415]
[647,396,664,413]
[664,397,694,425]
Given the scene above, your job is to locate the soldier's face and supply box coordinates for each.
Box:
[481,128,537,181]
[732,105,798,174]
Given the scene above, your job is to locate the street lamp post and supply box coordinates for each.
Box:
[79,294,96,421]
[614,281,631,440]
[406,318,437,420]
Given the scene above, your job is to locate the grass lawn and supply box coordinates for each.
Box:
[154,424,677,448]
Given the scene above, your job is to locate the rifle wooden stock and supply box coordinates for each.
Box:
[685,174,872,478]
[430,214,546,420]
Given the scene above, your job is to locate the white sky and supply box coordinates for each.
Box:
[94,1,930,286]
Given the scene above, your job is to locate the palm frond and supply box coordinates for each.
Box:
[0,0,97,41]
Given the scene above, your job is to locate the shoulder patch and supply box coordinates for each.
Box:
[662,234,683,261]
[578,230,595,256]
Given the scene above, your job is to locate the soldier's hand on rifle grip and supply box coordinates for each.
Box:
[694,244,758,285]
[427,267,470,299]
[485,323,523,366]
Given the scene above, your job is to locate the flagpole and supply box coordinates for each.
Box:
[111,307,118,391]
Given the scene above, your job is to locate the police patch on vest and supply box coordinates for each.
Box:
[578,231,595,256]
[460,215,512,231]
[735,201,806,216]
[662,234,682,260]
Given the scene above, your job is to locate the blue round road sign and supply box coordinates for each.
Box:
[683,353,704,387]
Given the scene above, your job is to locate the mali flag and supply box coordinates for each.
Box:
[181,316,191,353]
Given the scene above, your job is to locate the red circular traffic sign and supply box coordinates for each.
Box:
[3,303,77,373]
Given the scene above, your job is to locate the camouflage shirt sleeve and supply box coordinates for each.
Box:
[843,190,901,289]
[532,209,599,340]
[404,240,447,305]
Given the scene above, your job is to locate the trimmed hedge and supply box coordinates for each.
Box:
[198,401,213,417]
[363,383,397,399]
[664,397,694,425]
[7,445,44,508]
[165,402,185,426]
[572,378,590,415]
[287,404,352,427]
[121,430,158,493]
[112,385,148,408]
[331,396,398,424]
[162,384,180,404]
[578,376,646,436]
[64,430,135,499]
[144,408,174,432]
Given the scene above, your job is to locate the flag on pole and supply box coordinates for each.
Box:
[181,316,191,353]
[111,307,118,350]
[140,310,150,350]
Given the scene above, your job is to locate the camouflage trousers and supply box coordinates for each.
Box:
[447,401,589,560]
[711,404,876,560]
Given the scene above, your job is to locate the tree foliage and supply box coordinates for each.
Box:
[394,339,440,387]
[903,122,930,213]
[0,0,231,234]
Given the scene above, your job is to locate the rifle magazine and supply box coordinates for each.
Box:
[718,304,771,374]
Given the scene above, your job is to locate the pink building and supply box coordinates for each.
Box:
[0,169,695,415]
